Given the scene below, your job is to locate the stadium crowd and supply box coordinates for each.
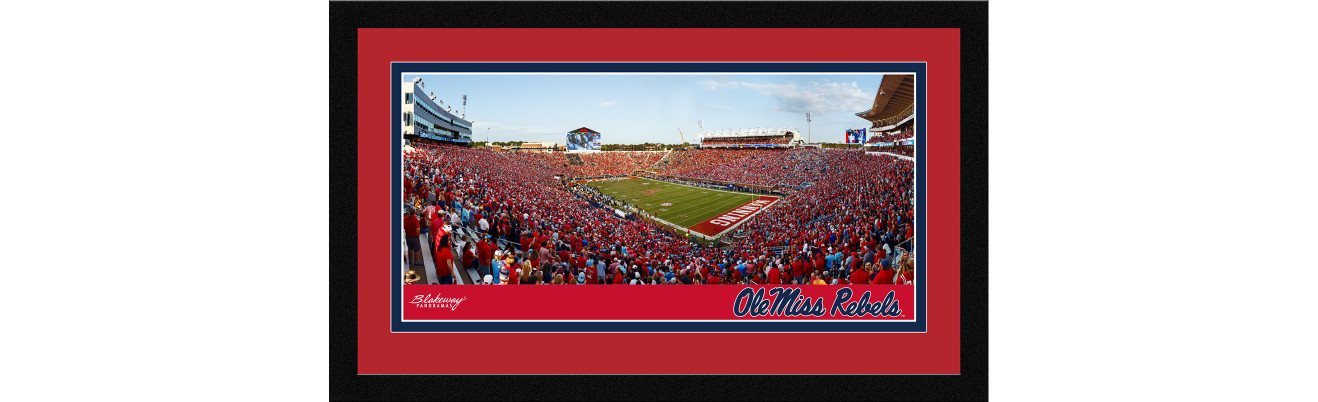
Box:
[654,148,760,177]
[725,151,916,285]
[675,148,829,187]
[402,140,916,286]
[866,128,914,143]
[875,146,914,158]
[522,151,668,178]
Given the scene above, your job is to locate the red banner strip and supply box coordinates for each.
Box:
[403,284,915,321]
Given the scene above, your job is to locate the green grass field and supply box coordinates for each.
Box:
[584,178,760,228]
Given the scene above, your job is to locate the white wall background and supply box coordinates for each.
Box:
[0,0,1314,400]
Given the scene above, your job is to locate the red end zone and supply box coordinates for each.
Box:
[688,196,780,237]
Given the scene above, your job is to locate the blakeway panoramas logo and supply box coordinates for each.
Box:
[410,293,468,310]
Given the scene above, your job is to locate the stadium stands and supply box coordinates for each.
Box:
[662,148,825,187]
[867,128,914,144]
[874,146,914,158]
[404,141,915,286]
[522,151,669,178]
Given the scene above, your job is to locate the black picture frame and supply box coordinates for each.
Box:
[330,1,987,400]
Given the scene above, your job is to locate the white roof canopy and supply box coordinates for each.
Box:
[698,127,798,139]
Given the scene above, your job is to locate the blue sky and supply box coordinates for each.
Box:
[404,73,889,144]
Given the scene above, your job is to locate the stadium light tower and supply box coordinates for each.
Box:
[806,112,812,143]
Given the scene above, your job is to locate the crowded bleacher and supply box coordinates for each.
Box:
[516,151,668,178]
[403,140,915,286]
[661,148,828,187]
[874,146,914,158]
[699,128,797,147]
[867,128,914,144]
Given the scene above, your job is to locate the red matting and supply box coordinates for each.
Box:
[358,28,961,374]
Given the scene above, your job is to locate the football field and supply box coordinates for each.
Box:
[582,177,779,236]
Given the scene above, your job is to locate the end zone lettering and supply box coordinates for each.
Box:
[709,199,773,226]
[731,287,902,318]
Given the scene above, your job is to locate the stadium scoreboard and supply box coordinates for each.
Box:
[567,127,602,151]
[845,128,868,144]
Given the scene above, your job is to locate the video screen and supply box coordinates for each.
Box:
[845,128,868,144]
[567,130,601,150]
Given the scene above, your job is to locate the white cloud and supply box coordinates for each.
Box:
[737,82,794,93]
[759,81,870,113]
[697,80,739,91]
[600,100,618,107]
[700,80,871,114]
[702,103,734,110]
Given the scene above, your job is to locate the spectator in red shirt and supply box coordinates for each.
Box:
[874,262,895,285]
[768,265,782,284]
[404,210,422,268]
[476,235,494,279]
[428,202,444,245]
[462,242,476,277]
[434,235,457,285]
[791,257,805,284]
[850,262,871,285]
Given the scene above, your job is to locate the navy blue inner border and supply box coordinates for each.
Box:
[390,62,926,332]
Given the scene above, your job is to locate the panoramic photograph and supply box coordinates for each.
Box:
[398,73,917,287]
